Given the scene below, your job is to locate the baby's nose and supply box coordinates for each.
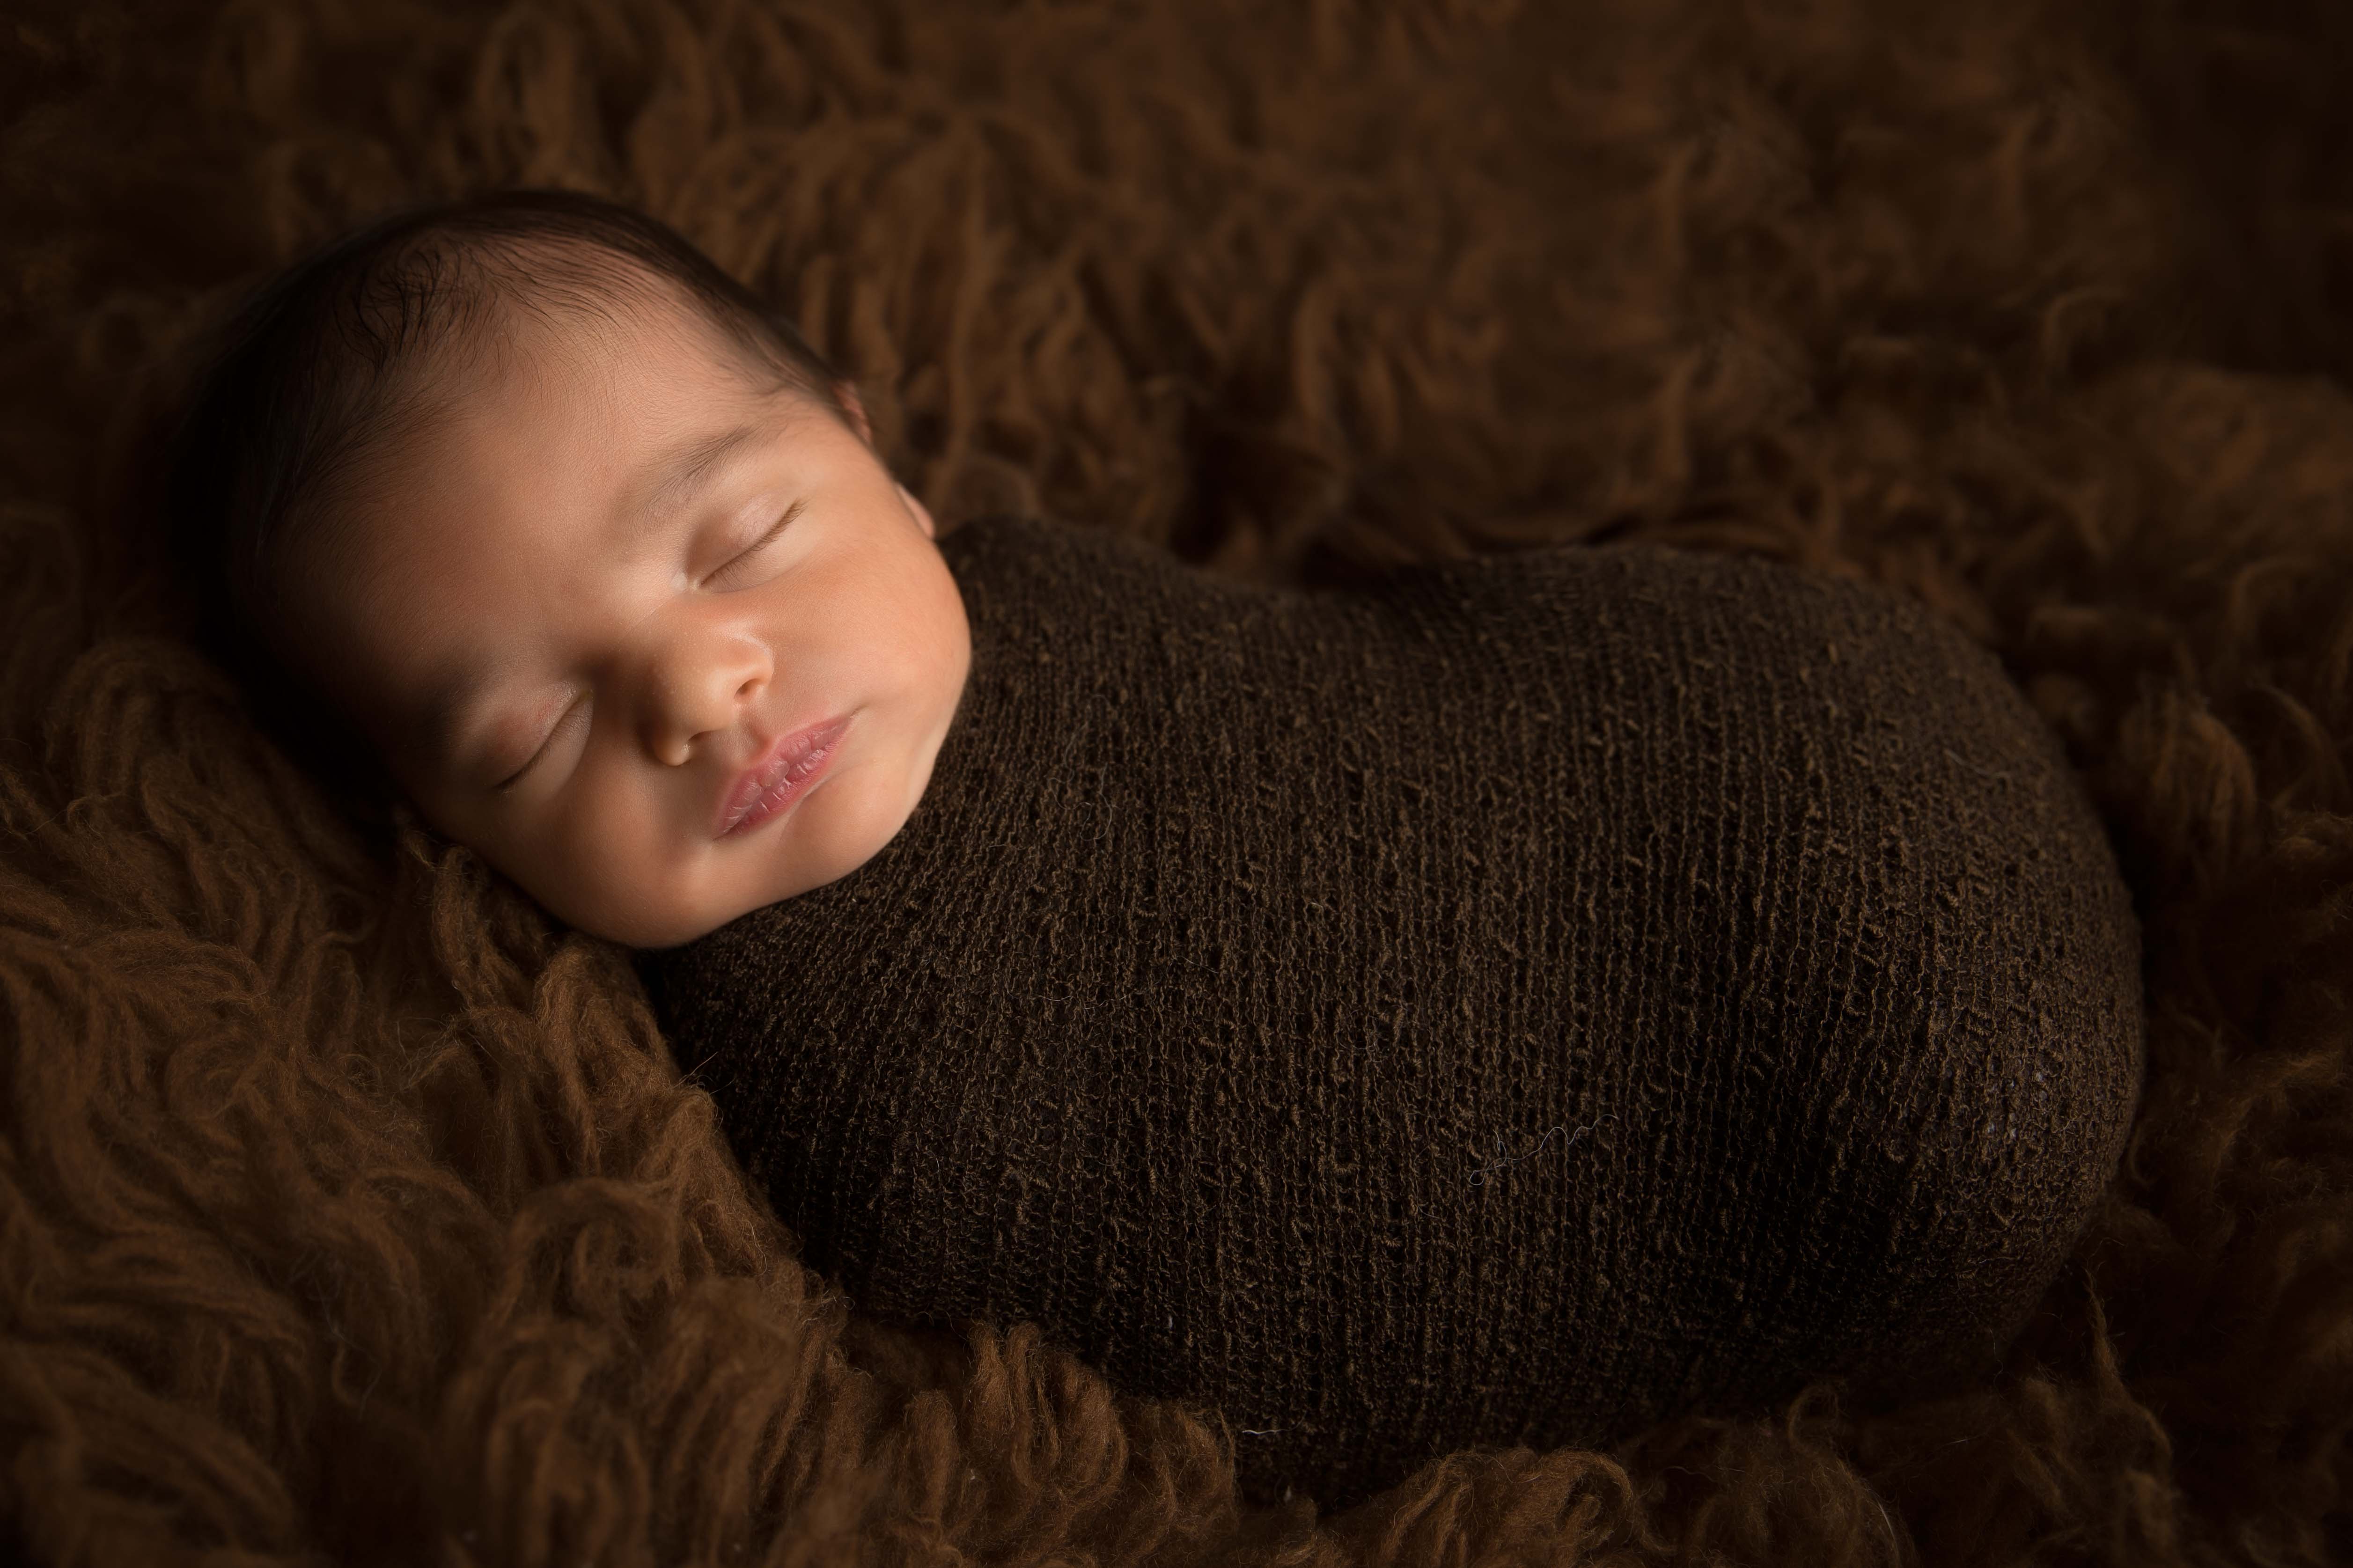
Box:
[646,639,769,764]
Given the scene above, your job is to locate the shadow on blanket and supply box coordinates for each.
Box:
[2,0,2348,1562]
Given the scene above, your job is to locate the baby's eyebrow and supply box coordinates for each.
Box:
[618,419,766,551]
[413,418,772,773]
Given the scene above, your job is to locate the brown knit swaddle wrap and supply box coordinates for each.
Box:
[636,514,2144,1509]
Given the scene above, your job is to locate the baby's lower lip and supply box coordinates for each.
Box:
[721,722,847,838]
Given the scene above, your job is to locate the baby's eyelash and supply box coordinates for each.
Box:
[706,499,804,587]
[494,695,587,793]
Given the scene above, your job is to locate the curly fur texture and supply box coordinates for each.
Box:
[2,0,2349,1562]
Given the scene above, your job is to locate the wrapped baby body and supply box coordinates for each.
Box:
[635,514,2144,1510]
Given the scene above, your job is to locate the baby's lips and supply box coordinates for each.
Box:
[717,712,852,836]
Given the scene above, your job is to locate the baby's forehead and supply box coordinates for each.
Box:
[455,262,721,381]
[398,281,775,451]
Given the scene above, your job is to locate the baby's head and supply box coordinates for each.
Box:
[161,188,971,948]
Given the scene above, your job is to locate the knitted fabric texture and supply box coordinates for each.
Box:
[637,513,2145,1510]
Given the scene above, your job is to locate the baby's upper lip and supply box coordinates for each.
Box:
[716,712,850,837]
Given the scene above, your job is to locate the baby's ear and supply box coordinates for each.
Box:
[896,481,936,539]
[832,380,874,447]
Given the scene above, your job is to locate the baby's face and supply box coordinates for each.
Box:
[287,289,971,947]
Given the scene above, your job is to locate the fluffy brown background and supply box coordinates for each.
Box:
[4,0,2350,1562]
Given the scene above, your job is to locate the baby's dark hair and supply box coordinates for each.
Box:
[156,185,847,819]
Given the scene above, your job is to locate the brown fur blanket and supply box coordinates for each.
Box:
[4,0,2349,1562]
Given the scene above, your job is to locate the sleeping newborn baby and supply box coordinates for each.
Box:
[163,189,2145,1511]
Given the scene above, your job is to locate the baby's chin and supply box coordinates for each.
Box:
[557,762,929,948]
